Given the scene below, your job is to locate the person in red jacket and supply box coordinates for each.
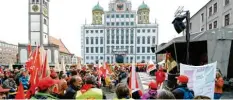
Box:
[155,67,166,87]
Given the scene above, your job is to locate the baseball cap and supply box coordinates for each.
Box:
[176,75,189,83]
[148,81,158,89]
[38,77,59,91]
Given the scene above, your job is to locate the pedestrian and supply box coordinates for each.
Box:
[2,74,17,89]
[30,77,59,99]
[57,74,68,99]
[157,89,176,99]
[114,83,132,100]
[155,67,166,87]
[214,72,224,99]
[141,81,158,99]
[64,75,82,99]
[172,75,194,99]
[19,71,29,90]
[75,75,106,99]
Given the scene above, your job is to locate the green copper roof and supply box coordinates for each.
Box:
[92,2,103,11]
[138,1,149,10]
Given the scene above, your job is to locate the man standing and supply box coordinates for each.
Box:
[64,76,82,99]
[172,75,194,99]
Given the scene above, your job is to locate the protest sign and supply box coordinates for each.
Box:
[180,62,217,99]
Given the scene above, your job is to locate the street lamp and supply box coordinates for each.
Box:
[172,6,190,64]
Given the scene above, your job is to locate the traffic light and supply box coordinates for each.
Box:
[172,16,186,34]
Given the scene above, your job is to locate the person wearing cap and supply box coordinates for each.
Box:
[75,75,106,99]
[172,75,194,99]
[64,75,83,99]
[30,77,59,99]
[155,67,166,87]
[0,86,10,99]
[141,81,158,99]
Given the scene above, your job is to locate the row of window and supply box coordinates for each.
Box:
[85,55,156,64]
[86,37,104,45]
[106,14,134,18]
[85,29,157,34]
[86,30,104,34]
[0,43,17,49]
[85,46,154,54]
[137,36,156,44]
[106,22,134,26]
[209,0,230,17]
[31,0,48,6]
[208,13,230,30]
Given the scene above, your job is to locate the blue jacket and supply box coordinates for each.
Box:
[19,76,29,90]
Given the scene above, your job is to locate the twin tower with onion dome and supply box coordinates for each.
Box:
[92,0,150,25]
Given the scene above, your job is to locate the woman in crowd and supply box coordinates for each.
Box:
[157,89,176,99]
[115,83,131,100]
[214,72,224,99]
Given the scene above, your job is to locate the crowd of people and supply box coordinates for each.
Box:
[0,64,225,99]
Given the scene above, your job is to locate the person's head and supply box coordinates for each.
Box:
[70,76,82,87]
[71,70,77,76]
[157,89,176,99]
[194,95,211,99]
[37,77,59,94]
[115,83,130,99]
[216,72,222,79]
[148,81,158,90]
[85,75,96,85]
[176,75,189,85]
[50,72,58,79]
[61,74,67,79]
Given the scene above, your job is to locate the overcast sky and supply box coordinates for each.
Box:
[0,0,209,56]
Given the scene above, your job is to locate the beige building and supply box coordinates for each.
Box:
[189,0,233,34]
[0,41,18,65]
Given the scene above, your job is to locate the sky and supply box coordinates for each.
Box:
[0,0,210,56]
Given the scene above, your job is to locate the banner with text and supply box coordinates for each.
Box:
[180,62,217,99]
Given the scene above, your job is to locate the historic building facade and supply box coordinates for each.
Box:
[81,0,159,64]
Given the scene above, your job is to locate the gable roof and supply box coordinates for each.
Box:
[49,36,70,54]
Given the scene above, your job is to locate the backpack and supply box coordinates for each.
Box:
[177,88,194,99]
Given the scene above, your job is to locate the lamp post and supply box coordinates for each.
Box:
[172,6,190,64]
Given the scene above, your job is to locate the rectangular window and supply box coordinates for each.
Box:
[91,30,93,33]
[131,14,134,18]
[95,47,98,53]
[121,22,124,26]
[111,46,114,53]
[95,30,98,33]
[214,3,217,13]
[225,0,230,6]
[142,47,145,53]
[107,22,110,26]
[107,35,110,44]
[126,46,129,53]
[126,22,129,26]
[107,15,110,18]
[121,46,124,49]
[126,14,129,18]
[131,22,134,26]
[91,37,94,44]
[121,14,124,18]
[130,36,134,44]
[116,22,119,26]
[214,21,217,28]
[209,23,212,30]
[225,14,230,26]
[142,29,145,33]
[209,6,212,16]
[86,47,89,53]
[111,22,115,26]
[137,47,140,53]
[91,47,94,53]
[152,36,156,44]
[121,32,124,44]
[86,30,89,33]
[111,14,115,18]
[137,29,140,33]
[147,36,150,44]
[116,35,119,44]
[152,29,156,33]
[147,29,151,33]
[152,56,155,60]
[100,30,103,33]
[100,47,103,53]
[142,36,145,44]
[86,37,89,44]
[147,56,150,60]
[126,35,129,44]
[107,46,110,54]
[95,37,98,44]
[100,37,103,44]
[86,56,89,60]
[137,56,140,60]
[91,56,93,60]
[201,13,204,22]
[147,47,150,53]
[116,14,119,18]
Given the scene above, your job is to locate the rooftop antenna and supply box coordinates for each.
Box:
[174,6,184,17]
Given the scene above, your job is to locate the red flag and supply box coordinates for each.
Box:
[105,62,112,74]
[42,53,48,78]
[15,82,25,99]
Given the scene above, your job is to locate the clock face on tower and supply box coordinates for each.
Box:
[117,3,124,11]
